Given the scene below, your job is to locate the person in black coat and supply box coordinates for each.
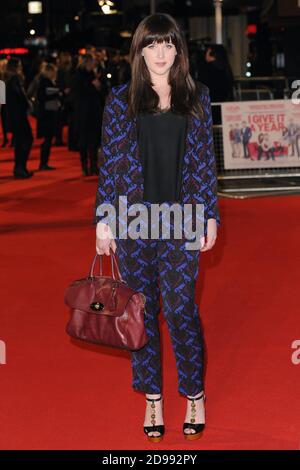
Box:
[200,44,234,102]
[36,63,61,170]
[5,57,34,179]
[198,44,234,124]
[27,61,47,119]
[72,54,105,176]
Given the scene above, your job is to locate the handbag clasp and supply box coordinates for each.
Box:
[90,301,105,312]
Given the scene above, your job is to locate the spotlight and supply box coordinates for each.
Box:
[98,0,117,15]
[28,1,42,14]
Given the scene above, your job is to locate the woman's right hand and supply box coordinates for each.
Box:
[96,222,117,255]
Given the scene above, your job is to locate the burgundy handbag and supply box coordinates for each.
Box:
[64,248,148,351]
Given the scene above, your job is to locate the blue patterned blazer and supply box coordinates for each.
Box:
[93,81,220,237]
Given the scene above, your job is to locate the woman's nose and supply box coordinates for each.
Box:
[156,45,165,59]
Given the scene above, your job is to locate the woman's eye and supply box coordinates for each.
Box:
[166,44,173,48]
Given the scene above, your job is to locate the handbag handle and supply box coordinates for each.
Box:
[89,248,123,282]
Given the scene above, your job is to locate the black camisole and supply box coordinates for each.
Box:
[137,109,187,203]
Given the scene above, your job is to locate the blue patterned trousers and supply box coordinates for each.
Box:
[114,202,204,397]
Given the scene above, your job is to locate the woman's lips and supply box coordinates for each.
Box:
[155,62,167,67]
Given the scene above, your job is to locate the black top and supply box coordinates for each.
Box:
[137,109,187,203]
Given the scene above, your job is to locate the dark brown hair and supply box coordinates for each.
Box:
[4,57,24,83]
[126,13,204,119]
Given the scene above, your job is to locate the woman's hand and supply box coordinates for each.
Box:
[200,218,217,252]
[96,222,117,255]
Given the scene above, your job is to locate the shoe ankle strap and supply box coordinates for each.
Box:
[187,392,204,401]
[146,396,162,402]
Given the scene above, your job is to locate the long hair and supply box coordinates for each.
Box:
[127,13,204,119]
[0,59,8,80]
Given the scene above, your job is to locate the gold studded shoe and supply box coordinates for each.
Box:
[143,395,165,443]
[183,391,205,441]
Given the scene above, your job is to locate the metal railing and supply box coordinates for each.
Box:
[233,75,290,100]
[235,88,274,101]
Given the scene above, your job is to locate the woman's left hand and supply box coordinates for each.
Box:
[200,218,217,251]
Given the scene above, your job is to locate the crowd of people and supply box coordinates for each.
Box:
[0,43,233,180]
[0,46,131,179]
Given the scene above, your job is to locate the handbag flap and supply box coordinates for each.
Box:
[64,276,145,317]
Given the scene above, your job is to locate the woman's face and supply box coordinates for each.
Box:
[142,40,177,77]
[46,69,56,82]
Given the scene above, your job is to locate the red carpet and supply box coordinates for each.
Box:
[0,128,300,450]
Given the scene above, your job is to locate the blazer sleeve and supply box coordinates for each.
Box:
[201,85,221,236]
[93,88,117,226]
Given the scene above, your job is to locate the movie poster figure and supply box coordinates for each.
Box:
[240,121,252,159]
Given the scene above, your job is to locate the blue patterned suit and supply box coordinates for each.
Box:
[93,81,220,396]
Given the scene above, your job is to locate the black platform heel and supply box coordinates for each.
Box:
[143,395,165,443]
[183,392,205,441]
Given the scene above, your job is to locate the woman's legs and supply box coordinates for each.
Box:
[114,209,205,436]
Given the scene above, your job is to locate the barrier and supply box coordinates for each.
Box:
[212,100,300,195]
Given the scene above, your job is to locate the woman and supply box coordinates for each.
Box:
[73,54,104,176]
[94,13,220,442]
[27,61,47,119]
[37,63,61,170]
[4,57,33,179]
[202,44,234,103]
[199,44,234,125]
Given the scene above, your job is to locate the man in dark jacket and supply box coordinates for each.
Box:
[72,54,105,176]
